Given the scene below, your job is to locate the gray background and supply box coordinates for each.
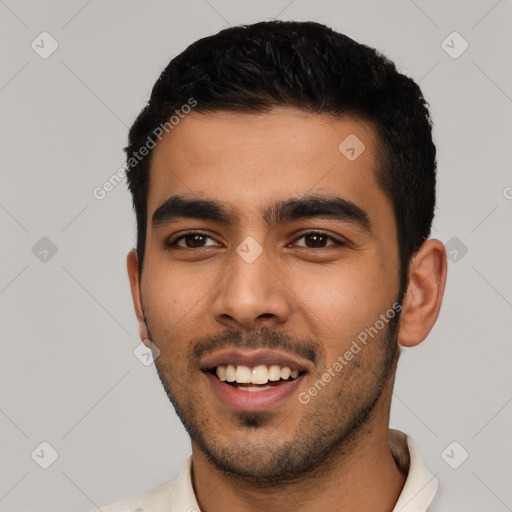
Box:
[1,0,511,510]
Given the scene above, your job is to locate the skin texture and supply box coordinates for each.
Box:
[127,106,447,512]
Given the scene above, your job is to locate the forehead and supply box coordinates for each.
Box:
[147,107,392,229]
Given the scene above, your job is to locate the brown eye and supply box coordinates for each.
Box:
[293,231,342,249]
[169,232,218,249]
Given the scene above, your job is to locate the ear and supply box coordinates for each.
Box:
[398,239,447,347]
[127,249,151,345]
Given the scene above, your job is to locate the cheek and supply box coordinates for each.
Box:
[141,259,226,368]
[143,255,212,316]
[291,258,393,330]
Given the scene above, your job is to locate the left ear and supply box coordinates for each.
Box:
[398,239,447,347]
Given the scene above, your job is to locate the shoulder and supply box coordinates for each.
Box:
[86,479,176,512]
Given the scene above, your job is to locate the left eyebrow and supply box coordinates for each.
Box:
[151,194,372,234]
[262,195,372,234]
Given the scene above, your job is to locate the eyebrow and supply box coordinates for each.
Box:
[151,194,371,234]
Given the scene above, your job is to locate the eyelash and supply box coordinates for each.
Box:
[167,230,345,249]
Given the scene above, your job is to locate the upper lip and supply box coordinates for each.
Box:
[200,349,311,372]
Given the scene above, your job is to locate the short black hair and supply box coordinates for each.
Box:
[125,20,436,294]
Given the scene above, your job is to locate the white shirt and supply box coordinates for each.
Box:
[90,432,441,512]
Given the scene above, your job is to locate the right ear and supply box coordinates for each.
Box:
[127,249,150,344]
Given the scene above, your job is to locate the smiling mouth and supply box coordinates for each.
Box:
[206,364,307,392]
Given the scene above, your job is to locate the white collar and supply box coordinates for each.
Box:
[392,435,438,511]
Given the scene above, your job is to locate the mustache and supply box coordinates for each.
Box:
[190,326,319,367]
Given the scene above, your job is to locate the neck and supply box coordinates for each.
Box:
[190,388,407,512]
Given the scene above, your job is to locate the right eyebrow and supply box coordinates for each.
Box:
[152,195,237,228]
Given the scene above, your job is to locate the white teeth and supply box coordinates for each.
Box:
[235,365,252,383]
[280,367,291,380]
[214,364,302,384]
[268,365,281,381]
[216,366,226,380]
[251,364,269,384]
[236,385,273,392]
[225,364,236,382]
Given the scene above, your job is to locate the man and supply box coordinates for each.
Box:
[95,20,449,511]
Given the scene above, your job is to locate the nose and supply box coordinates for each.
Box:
[211,247,292,331]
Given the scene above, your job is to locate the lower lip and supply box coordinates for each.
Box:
[204,371,306,412]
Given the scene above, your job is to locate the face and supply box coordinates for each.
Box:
[131,107,402,483]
